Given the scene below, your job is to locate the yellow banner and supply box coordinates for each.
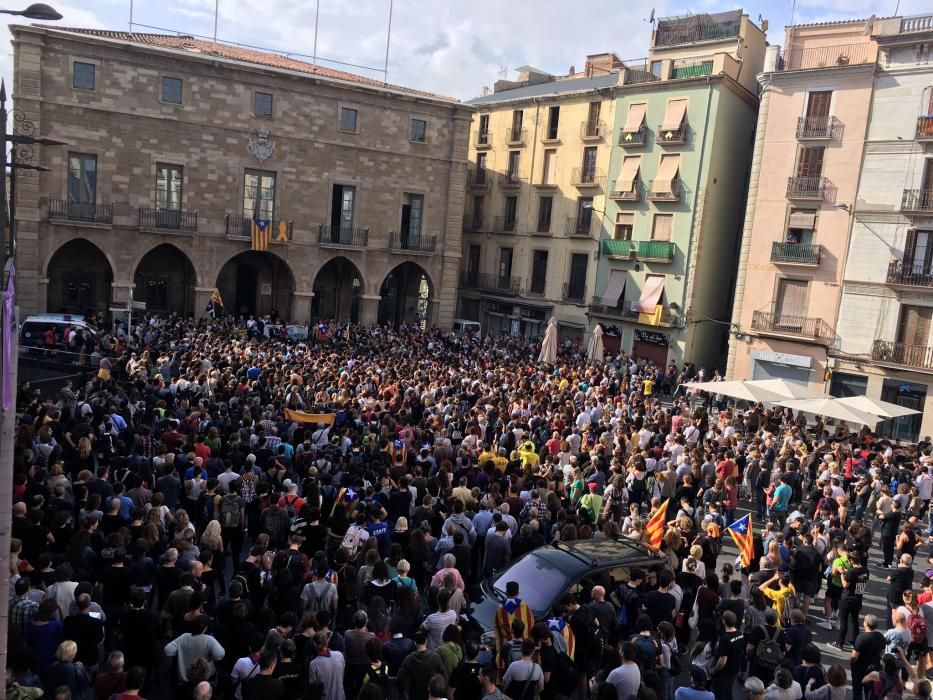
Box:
[285,409,335,426]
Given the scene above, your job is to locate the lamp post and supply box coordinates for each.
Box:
[0,2,62,674]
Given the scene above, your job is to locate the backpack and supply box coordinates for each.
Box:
[552,650,578,695]
[283,495,300,519]
[632,634,660,670]
[781,590,800,627]
[501,640,525,667]
[231,572,250,596]
[364,663,391,697]
[663,641,682,677]
[754,625,783,667]
[220,495,241,528]
[285,553,305,586]
[305,582,331,613]
[908,612,928,644]
[341,527,365,558]
[869,671,896,700]
[615,585,640,629]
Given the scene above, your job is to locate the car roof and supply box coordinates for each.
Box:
[549,538,667,567]
[24,314,88,323]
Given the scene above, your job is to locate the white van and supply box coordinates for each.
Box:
[21,313,99,350]
[452,318,482,336]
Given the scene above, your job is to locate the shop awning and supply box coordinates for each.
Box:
[600,269,627,306]
[661,99,688,131]
[623,103,647,132]
[788,211,817,229]
[654,154,681,193]
[633,275,665,313]
[617,156,641,193]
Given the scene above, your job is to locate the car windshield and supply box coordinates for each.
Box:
[492,552,569,615]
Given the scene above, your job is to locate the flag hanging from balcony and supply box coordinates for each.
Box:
[206,288,224,319]
[251,218,271,251]
[276,220,290,242]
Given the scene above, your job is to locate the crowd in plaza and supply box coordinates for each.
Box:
[6,312,933,700]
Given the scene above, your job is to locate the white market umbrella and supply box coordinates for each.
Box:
[834,395,921,419]
[777,397,883,427]
[538,316,558,364]
[684,380,788,404]
[746,378,820,400]
[587,324,604,364]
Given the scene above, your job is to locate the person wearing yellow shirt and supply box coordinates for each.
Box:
[477,445,497,469]
[518,441,540,470]
[761,572,798,628]
[642,376,656,397]
[492,452,508,474]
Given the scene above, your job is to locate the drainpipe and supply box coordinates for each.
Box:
[681,76,714,362]
[725,75,772,379]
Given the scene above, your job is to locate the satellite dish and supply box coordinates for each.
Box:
[864,14,876,35]
[761,18,769,33]
[648,8,655,23]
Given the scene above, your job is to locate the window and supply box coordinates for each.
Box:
[476,153,488,183]
[651,213,673,241]
[650,61,662,77]
[897,304,933,347]
[577,197,594,230]
[467,244,481,273]
[156,164,183,210]
[504,196,518,228]
[73,61,95,90]
[331,185,356,228]
[905,230,933,274]
[508,151,521,177]
[615,213,634,240]
[511,110,524,133]
[161,77,183,104]
[410,118,427,143]
[537,197,553,233]
[478,114,490,144]
[401,193,424,243]
[774,278,808,326]
[587,101,601,124]
[340,107,358,132]
[499,248,514,279]
[530,250,548,294]
[786,210,817,245]
[471,197,485,228]
[243,170,276,220]
[567,253,588,300]
[805,91,832,119]
[547,106,560,140]
[796,147,825,177]
[542,149,557,185]
[255,92,273,117]
[581,146,598,178]
[68,153,97,204]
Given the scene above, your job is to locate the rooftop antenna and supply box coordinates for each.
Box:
[312,0,320,66]
[212,0,219,43]
[129,0,133,32]
[790,0,796,27]
[383,0,393,84]
[498,65,509,79]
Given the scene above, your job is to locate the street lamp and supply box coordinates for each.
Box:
[0,3,62,20]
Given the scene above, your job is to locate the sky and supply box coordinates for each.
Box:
[0,0,930,100]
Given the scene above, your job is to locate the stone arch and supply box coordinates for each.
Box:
[378,261,435,328]
[215,250,296,318]
[131,243,198,316]
[311,256,364,323]
[44,239,115,315]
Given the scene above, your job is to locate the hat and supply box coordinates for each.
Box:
[588,482,599,492]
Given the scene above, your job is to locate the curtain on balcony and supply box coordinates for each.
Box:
[618,156,641,193]
[623,103,647,133]
[661,99,688,131]
[788,211,817,229]
[655,154,681,193]
[600,269,627,306]
[633,274,665,313]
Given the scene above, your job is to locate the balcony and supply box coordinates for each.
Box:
[462,215,484,233]
[562,282,587,303]
[492,216,518,234]
[887,260,933,288]
[779,43,875,71]
[138,207,198,234]
[226,216,293,242]
[571,167,605,189]
[565,216,595,238]
[786,176,826,200]
[797,116,841,140]
[505,127,527,146]
[467,168,491,189]
[602,239,636,258]
[318,225,368,247]
[588,298,681,327]
[901,189,933,214]
[499,172,525,189]
[657,123,688,146]
[388,231,437,253]
[901,15,933,33]
[636,240,676,262]
[460,271,521,295]
[654,11,741,47]
[872,339,933,371]
[474,130,492,149]
[609,180,643,202]
[770,242,822,265]
[619,126,648,147]
[751,310,836,344]
[916,116,933,141]
[670,57,713,79]
[48,199,113,226]
[647,178,682,202]
[581,120,607,141]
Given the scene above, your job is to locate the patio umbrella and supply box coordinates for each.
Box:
[683,380,788,404]
[746,379,819,400]
[587,324,604,364]
[538,316,558,364]
[834,395,921,419]
[777,397,882,427]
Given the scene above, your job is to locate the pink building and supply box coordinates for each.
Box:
[727,20,879,387]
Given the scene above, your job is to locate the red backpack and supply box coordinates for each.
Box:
[908,612,927,643]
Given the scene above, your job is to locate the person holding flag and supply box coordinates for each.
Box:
[206,288,224,319]
[726,513,754,569]
[645,498,670,548]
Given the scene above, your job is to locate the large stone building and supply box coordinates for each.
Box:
[12,26,473,327]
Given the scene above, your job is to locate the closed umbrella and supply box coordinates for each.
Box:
[587,324,604,364]
[834,395,920,419]
[538,316,558,364]
[777,397,882,427]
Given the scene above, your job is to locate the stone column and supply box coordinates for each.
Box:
[359,294,382,327]
[291,291,313,325]
[37,278,49,314]
[194,287,214,320]
[428,298,441,328]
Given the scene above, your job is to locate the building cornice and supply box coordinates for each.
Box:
[760,62,877,84]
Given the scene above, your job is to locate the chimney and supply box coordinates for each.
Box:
[584,52,626,77]
[569,65,575,75]
[482,86,491,96]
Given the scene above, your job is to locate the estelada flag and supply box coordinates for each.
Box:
[206,288,224,319]
[727,514,754,567]
[645,498,670,548]
[251,218,270,251]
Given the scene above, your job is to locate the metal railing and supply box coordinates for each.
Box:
[505,127,527,145]
[602,239,636,257]
[565,216,595,237]
[901,189,933,213]
[226,216,293,241]
[654,13,741,47]
[872,339,933,369]
[474,129,492,147]
[770,242,822,265]
[636,240,676,261]
[318,225,368,247]
[525,279,547,296]
[619,126,648,146]
[499,172,525,188]
[622,64,660,85]
[138,207,198,233]
[648,178,682,202]
[460,271,521,294]
[588,297,681,326]
[463,215,484,232]
[388,231,437,252]
[581,120,607,139]
[48,199,113,225]
[887,260,933,287]
[468,168,491,187]
[562,282,587,302]
[916,116,933,140]
[752,310,836,342]
[493,216,517,233]
[780,43,874,71]
[901,15,933,33]
[671,57,714,79]
[797,116,841,140]
[786,176,826,199]
[657,123,688,145]
[571,167,605,187]
[609,180,643,201]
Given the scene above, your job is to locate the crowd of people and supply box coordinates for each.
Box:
[6,312,932,700]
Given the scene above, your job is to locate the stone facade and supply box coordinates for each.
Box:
[12,26,473,327]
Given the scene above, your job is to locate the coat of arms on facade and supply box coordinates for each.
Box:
[248,129,276,162]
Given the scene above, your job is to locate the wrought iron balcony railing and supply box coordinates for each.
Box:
[48,199,113,225]
[872,339,933,370]
[770,242,821,265]
[138,207,198,233]
[786,176,826,200]
[318,225,368,247]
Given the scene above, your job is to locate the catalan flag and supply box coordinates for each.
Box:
[206,288,224,319]
[494,596,534,663]
[727,514,754,567]
[251,218,271,251]
[547,617,576,660]
[645,497,670,548]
